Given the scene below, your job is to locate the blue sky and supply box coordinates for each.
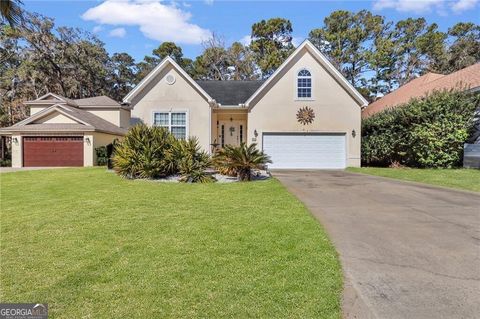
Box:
[24,0,480,62]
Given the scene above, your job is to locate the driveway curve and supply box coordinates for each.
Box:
[274,170,480,319]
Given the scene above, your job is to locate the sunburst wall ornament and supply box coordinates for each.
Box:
[296,106,315,125]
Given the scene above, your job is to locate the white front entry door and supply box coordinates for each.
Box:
[219,120,245,147]
[262,133,346,169]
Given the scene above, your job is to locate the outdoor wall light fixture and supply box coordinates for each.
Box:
[13,137,18,144]
[254,129,258,137]
[352,129,356,138]
[85,137,91,145]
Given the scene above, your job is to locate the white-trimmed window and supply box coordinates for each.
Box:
[153,111,187,139]
[297,69,312,99]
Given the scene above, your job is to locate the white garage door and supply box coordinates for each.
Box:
[263,133,346,169]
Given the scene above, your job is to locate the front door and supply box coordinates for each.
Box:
[218,120,245,147]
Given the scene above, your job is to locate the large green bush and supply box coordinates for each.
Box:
[112,124,213,182]
[113,124,177,178]
[95,146,108,166]
[362,90,479,168]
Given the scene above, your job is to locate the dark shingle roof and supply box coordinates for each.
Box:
[195,80,265,105]
[74,96,121,107]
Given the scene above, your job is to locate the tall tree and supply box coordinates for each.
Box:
[434,22,480,73]
[136,41,191,80]
[309,10,384,88]
[225,42,257,80]
[110,52,137,101]
[366,20,396,97]
[391,18,446,85]
[0,0,23,27]
[191,35,259,80]
[0,12,139,126]
[192,34,229,80]
[250,18,294,78]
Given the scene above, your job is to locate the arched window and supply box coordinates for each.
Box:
[297,69,312,99]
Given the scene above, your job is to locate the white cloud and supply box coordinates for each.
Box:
[291,37,303,47]
[240,35,252,46]
[82,0,211,44]
[204,0,214,5]
[451,0,479,12]
[373,0,479,13]
[92,25,103,33]
[109,27,126,38]
[373,0,444,13]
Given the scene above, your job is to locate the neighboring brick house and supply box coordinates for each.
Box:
[362,63,480,143]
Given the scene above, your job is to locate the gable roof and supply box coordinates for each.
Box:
[195,80,265,106]
[25,93,125,109]
[25,92,76,106]
[0,104,127,135]
[363,63,480,118]
[123,56,214,105]
[245,40,369,109]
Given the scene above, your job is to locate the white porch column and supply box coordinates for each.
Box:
[11,135,22,168]
[84,134,94,167]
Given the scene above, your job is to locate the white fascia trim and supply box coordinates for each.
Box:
[123,56,215,105]
[245,39,368,109]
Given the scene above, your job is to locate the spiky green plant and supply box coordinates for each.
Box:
[176,137,214,183]
[112,124,177,179]
[214,143,271,181]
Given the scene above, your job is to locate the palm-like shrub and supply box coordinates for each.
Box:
[175,137,214,183]
[214,143,271,181]
[113,128,213,182]
[113,124,177,179]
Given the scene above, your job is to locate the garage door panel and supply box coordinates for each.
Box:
[263,133,346,169]
[23,136,84,167]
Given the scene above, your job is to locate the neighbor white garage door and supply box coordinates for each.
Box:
[263,133,346,169]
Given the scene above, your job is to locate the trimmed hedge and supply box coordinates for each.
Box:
[362,90,480,168]
[95,146,109,166]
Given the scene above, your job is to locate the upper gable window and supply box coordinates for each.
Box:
[297,69,312,99]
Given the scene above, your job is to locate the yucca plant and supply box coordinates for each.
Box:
[112,124,177,179]
[214,143,271,181]
[176,137,214,183]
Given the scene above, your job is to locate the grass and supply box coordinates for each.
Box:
[347,167,480,192]
[0,168,341,318]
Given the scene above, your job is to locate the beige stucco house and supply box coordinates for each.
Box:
[0,93,129,167]
[126,40,367,169]
[1,40,366,169]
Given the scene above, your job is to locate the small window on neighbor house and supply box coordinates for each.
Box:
[153,111,187,139]
[297,69,312,99]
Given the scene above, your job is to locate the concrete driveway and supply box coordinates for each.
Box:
[274,170,480,319]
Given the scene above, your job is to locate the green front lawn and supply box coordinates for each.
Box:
[0,168,341,318]
[347,167,480,192]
